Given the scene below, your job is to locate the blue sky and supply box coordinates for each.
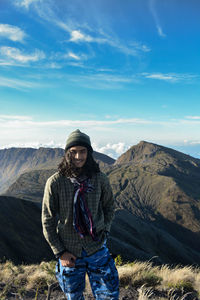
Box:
[0,0,200,158]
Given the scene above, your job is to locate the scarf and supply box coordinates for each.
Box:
[70,176,98,241]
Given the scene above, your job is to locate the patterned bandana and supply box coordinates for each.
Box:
[70,176,98,241]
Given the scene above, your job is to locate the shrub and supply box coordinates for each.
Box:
[133,271,162,288]
[168,280,194,292]
[115,254,123,266]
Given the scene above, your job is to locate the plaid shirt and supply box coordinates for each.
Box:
[42,171,114,257]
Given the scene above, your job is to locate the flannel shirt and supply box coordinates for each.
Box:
[42,171,114,257]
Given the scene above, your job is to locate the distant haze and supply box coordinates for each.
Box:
[1,140,200,160]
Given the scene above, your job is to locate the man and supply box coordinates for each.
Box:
[42,129,119,299]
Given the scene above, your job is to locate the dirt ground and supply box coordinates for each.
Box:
[2,285,139,300]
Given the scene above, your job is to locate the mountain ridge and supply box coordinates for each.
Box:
[1,141,200,265]
[0,147,115,194]
[116,140,200,166]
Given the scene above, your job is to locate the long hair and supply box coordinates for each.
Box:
[58,149,100,178]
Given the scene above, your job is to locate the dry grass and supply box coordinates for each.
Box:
[118,261,162,288]
[0,260,56,299]
[117,259,200,299]
[137,285,154,300]
[0,259,200,299]
[159,264,199,292]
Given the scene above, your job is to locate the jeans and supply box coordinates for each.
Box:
[55,243,119,299]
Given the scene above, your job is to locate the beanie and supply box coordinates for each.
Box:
[65,129,93,153]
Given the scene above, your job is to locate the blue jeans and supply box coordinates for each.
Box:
[55,243,119,299]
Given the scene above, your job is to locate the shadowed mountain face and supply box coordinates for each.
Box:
[0,196,54,264]
[0,147,115,195]
[109,209,200,266]
[1,195,200,265]
[1,141,200,265]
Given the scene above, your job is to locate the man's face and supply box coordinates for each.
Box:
[68,145,88,168]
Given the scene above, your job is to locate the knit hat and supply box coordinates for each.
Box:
[65,129,93,153]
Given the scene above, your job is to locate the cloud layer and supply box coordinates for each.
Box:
[1,114,200,158]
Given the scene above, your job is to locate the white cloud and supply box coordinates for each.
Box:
[1,115,199,132]
[67,52,81,60]
[0,139,129,158]
[69,30,93,42]
[93,142,130,158]
[0,115,32,120]
[130,42,151,53]
[0,117,154,129]
[0,24,26,42]
[0,60,22,67]
[186,116,200,120]
[0,140,64,150]
[0,115,154,132]
[69,29,150,56]
[145,73,175,81]
[157,26,166,38]
[177,116,200,125]
[183,140,200,145]
[0,47,45,63]
[180,119,200,125]
[52,18,150,57]
[44,62,62,69]
[142,72,197,83]
[149,0,166,38]
[0,76,42,90]
[15,0,40,9]
[68,73,137,90]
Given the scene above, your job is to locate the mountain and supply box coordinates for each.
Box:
[0,195,53,264]
[1,141,200,265]
[5,169,56,202]
[0,147,63,194]
[108,141,200,255]
[0,147,115,194]
[112,141,200,223]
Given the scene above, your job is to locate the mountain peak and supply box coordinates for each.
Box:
[115,140,161,165]
[115,140,200,166]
